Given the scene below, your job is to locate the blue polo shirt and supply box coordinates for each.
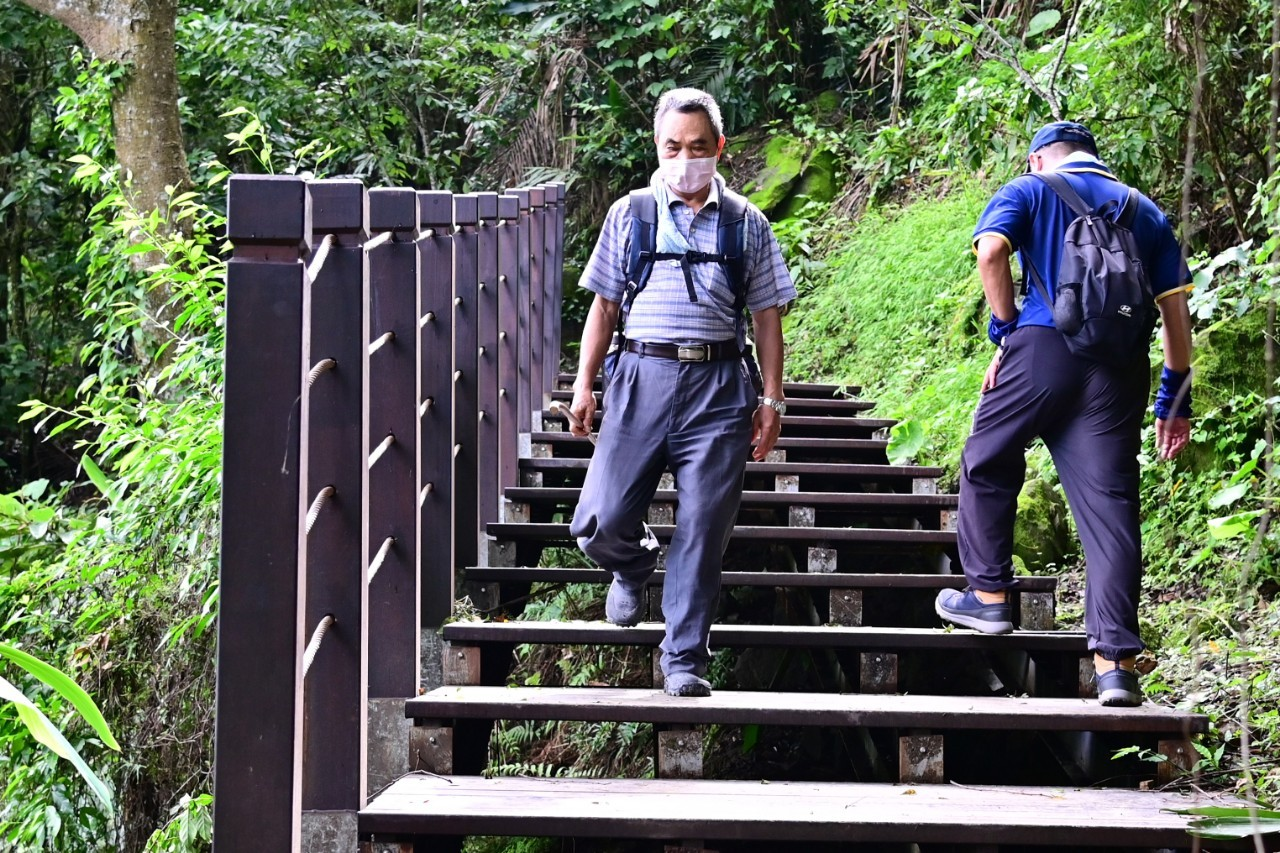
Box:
[973,157,1191,329]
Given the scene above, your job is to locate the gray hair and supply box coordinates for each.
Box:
[653,88,724,140]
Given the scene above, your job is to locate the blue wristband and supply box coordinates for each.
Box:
[988,312,1018,346]
[1154,366,1192,420]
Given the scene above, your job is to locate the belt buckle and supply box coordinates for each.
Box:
[677,344,710,362]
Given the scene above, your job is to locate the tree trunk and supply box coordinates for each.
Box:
[17,0,189,362]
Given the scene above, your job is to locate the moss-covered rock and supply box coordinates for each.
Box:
[743,134,809,214]
[779,147,840,219]
[1013,474,1072,574]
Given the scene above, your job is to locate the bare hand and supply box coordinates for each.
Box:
[1156,416,1190,460]
[981,349,1004,394]
[751,404,781,460]
[569,388,597,438]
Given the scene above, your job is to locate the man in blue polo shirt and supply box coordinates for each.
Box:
[935,121,1194,707]
[566,88,796,698]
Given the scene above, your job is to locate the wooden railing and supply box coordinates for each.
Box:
[213,175,566,851]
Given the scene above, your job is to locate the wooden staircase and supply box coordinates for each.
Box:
[360,379,1244,851]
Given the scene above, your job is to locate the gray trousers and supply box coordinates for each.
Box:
[570,349,755,677]
[957,327,1150,661]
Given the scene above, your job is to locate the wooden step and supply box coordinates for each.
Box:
[529,432,892,462]
[549,410,898,436]
[558,374,863,398]
[443,621,1084,653]
[519,457,943,482]
[485,522,955,547]
[406,686,1206,734]
[502,487,955,511]
[462,568,1046,591]
[360,775,1243,848]
[548,388,877,416]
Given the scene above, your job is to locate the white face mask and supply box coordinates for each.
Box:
[659,156,718,194]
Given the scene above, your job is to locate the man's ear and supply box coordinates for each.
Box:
[716,135,726,157]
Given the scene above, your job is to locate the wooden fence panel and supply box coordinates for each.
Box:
[417,190,455,627]
[452,194,480,579]
[215,174,309,852]
[300,178,369,812]
[496,193,522,511]
[366,187,421,697]
[475,192,501,536]
[527,186,547,417]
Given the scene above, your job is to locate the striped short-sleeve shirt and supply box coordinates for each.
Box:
[579,183,796,345]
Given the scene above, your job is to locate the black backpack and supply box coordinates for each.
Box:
[602,187,759,389]
[1024,171,1157,364]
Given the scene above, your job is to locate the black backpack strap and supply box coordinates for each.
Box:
[1117,187,1140,229]
[1032,171,1094,218]
[624,189,659,314]
[717,189,750,342]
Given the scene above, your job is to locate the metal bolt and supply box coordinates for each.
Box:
[457,652,465,659]
[429,736,437,745]
[677,739,685,748]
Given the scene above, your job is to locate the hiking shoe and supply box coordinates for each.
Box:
[663,672,711,698]
[605,577,644,627]
[1097,667,1143,707]
[935,587,1014,634]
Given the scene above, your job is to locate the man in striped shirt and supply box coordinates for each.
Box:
[567,88,797,698]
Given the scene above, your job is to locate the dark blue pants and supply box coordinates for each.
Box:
[957,327,1150,661]
[570,349,756,678]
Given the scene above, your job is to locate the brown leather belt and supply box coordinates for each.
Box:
[624,340,741,362]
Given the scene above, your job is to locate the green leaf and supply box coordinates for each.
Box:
[886,419,926,466]
[0,674,115,815]
[1026,10,1062,37]
[741,723,759,754]
[81,454,118,503]
[1208,482,1250,509]
[1207,510,1261,541]
[0,642,121,751]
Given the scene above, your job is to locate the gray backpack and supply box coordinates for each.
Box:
[1024,172,1157,364]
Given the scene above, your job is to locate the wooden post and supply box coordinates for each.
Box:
[551,182,567,396]
[418,191,455,628]
[509,188,533,433]
[527,186,547,418]
[899,734,945,784]
[365,187,421,697]
[299,179,369,826]
[453,193,481,581]
[475,192,501,539]
[497,193,522,518]
[541,183,560,398]
[215,174,309,852]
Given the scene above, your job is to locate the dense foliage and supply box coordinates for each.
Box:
[0,0,1275,849]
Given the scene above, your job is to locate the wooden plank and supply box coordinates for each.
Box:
[496,194,522,506]
[358,775,1242,847]
[301,178,368,811]
[216,174,309,851]
[529,432,889,453]
[518,458,943,479]
[510,189,533,433]
[475,192,501,535]
[452,194,481,585]
[500,488,957,509]
[366,188,421,697]
[442,621,1088,653]
[461,568,1056,592]
[549,388,876,415]
[526,186,547,414]
[557,374,863,399]
[405,686,1208,734]
[483,522,955,546]
[572,410,896,434]
[417,190,455,627]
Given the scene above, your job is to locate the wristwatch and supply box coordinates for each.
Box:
[761,396,787,416]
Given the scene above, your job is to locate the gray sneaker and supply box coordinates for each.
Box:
[1097,667,1143,707]
[605,577,644,627]
[935,587,1014,634]
[663,672,711,697]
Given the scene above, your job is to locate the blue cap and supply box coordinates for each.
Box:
[1029,121,1098,156]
